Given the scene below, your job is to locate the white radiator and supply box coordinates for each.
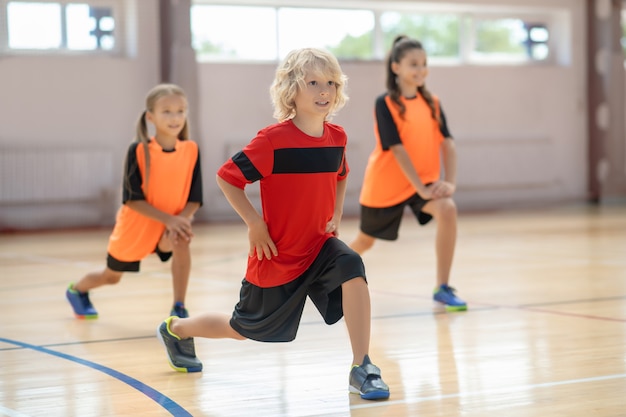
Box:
[0,148,114,204]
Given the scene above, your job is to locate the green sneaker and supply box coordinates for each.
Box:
[156,316,203,373]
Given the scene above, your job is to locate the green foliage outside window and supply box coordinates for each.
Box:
[381,13,460,57]
[327,32,373,60]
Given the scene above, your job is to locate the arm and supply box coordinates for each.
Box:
[325,177,347,236]
[427,138,457,199]
[216,175,277,260]
[125,200,197,241]
[430,102,457,198]
[390,144,433,200]
[440,138,457,195]
[178,202,201,220]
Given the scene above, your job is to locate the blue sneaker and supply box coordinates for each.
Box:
[349,355,390,400]
[170,302,189,318]
[156,316,203,373]
[433,284,467,311]
[66,283,98,319]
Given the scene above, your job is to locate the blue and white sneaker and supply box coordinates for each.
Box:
[170,302,189,318]
[349,355,390,400]
[66,283,98,319]
[433,284,467,311]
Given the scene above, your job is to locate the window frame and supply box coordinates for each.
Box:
[0,0,124,56]
[465,12,556,65]
[191,0,563,66]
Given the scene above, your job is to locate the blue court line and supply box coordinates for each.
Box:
[0,337,192,417]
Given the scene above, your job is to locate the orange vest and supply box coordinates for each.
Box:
[108,139,198,262]
[360,94,443,208]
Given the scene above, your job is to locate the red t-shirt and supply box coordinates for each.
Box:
[217,120,349,288]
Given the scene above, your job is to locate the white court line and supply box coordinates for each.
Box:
[0,405,32,417]
[350,372,626,410]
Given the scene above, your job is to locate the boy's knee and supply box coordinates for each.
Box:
[337,251,363,270]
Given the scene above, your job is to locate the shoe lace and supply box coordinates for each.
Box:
[441,285,457,294]
[172,302,186,315]
[79,292,92,307]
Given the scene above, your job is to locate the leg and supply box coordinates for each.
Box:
[422,197,457,287]
[160,232,191,306]
[158,231,192,317]
[422,197,466,311]
[341,277,371,365]
[67,267,122,319]
[156,313,245,373]
[73,267,123,292]
[349,231,376,255]
[169,314,246,340]
[342,277,390,400]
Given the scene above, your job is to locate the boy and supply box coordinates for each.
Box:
[156,48,389,400]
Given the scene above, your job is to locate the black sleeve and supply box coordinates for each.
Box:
[439,102,453,139]
[375,94,402,150]
[187,149,203,205]
[122,142,145,203]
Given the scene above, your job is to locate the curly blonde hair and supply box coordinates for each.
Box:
[270,48,348,122]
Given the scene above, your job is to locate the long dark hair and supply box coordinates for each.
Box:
[386,35,439,122]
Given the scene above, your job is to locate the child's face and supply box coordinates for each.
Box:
[293,70,337,121]
[146,94,188,138]
[392,48,428,90]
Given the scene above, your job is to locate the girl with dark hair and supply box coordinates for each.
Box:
[350,35,467,311]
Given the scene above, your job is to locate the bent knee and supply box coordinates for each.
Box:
[431,198,457,219]
[104,270,123,284]
[171,238,191,252]
[351,234,375,253]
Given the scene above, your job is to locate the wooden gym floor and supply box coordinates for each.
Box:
[1,202,625,417]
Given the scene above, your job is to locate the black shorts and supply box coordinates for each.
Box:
[359,193,433,241]
[106,245,173,272]
[230,237,366,343]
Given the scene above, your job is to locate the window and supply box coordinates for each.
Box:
[191,5,277,61]
[1,0,120,54]
[279,8,374,60]
[380,12,460,59]
[191,5,374,62]
[471,17,550,63]
[190,2,558,65]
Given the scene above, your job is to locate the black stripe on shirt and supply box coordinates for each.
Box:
[273,147,344,174]
[232,151,263,182]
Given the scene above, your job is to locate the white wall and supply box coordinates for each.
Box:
[0,1,160,229]
[0,0,588,229]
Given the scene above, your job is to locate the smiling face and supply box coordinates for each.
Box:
[293,69,338,122]
[146,93,188,140]
[391,47,429,95]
